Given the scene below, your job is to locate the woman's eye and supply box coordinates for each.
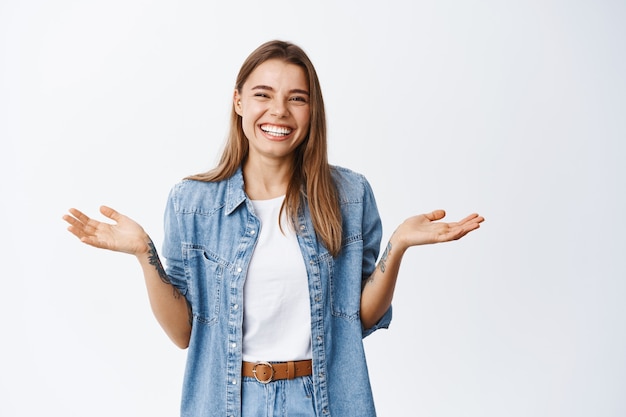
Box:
[254,93,269,98]
[290,96,308,103]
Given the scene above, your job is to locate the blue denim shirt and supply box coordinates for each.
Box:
[162,165,392,417]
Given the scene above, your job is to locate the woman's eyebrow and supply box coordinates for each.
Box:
[251,85,309,95]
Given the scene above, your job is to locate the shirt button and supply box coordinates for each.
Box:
[249,229,256,235]
[299,224,306,230]
[233,304,239,310]
[231,342,237,348]
[236,267,242,273]
[232,379,237,385]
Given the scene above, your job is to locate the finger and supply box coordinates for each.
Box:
[67,208,91,224]
[457,213,483,226]
[65,224,85,240]
[64,221,90,241]
[424,209,446,222]
[448,220,482,241]
[63,213,90,238]
[461,221,481,234]
[443,226,474,242]
[100,205,122,222]
[78,235,112,250]
[63,213,85,229]
[62,213,78,226]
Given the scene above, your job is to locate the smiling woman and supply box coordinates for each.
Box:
[234,59,312,188]
[63,40,483,417]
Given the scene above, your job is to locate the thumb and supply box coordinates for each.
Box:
[424,209,446,222]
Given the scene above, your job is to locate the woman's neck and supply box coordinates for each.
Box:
[242,158,293,200]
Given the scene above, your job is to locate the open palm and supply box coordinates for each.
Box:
[397,210,484,247]
[63,206,149,255]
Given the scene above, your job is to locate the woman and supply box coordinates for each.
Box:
[63,40,484,417]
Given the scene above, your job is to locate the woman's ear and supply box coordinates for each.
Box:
[233,90,243,116]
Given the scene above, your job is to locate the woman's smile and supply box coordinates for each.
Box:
[259,123,294,139]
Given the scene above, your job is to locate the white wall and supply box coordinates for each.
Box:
[2,1,624,416]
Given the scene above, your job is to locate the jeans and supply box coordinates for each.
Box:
[241,376,317,417]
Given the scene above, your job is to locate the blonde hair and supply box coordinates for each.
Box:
[187,40,342,256]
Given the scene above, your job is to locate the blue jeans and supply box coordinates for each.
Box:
[241,376,317,417]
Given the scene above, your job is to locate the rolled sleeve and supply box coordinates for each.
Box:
[161,183,188,296]
[362,305,392,338]
[360,177,383,281]
[360,176,392,338]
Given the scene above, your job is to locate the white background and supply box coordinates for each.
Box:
[2,1,625,416]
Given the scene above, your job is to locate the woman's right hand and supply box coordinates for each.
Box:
[63,206,150,256]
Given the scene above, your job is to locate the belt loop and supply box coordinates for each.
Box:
[287,361,295,379]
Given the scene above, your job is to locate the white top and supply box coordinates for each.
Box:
[242,195,312,362]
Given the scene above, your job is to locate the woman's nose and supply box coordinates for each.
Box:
[271,100,289,117]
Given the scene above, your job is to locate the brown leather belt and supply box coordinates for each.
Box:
[242,360,312,384]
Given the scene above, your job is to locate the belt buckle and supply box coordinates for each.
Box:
[252,361,274,384]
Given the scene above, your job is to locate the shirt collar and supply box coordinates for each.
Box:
[225,166,247,215]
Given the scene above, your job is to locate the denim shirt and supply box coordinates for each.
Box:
[162,165,392,417]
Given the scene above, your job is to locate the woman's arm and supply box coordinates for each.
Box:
[63,206,192,348]
[135,238,192,348]
[360,210,484,330]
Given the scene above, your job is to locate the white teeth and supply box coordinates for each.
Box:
[261,124,292,136]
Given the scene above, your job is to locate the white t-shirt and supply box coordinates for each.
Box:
[242,196,312,362]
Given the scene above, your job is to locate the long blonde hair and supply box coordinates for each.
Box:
[187,40,342,256]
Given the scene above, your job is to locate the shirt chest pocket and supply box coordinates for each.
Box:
[327,239,363,321]
[183,247,225,326]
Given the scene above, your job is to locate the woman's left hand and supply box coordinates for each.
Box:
[394,210,484,249]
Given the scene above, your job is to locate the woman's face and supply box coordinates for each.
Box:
[234,59,311,165]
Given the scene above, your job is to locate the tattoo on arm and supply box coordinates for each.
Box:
[147,239,182,300]
[378,242,392,273]
[364,241,393,288]
[147,240,170,284]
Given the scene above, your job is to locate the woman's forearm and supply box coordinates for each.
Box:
[360,233,407,330]
[136,239,192,349]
